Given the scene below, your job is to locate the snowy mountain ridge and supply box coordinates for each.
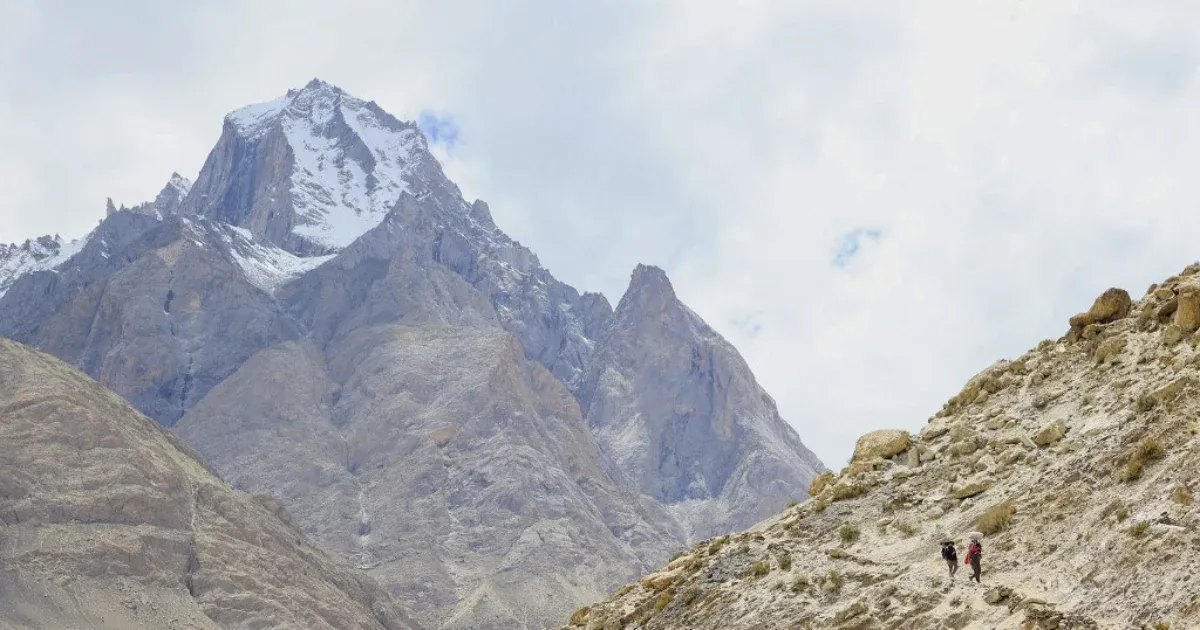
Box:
[0,234,89,298]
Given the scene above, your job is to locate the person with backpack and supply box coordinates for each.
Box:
[964,539,983,583]
[940,541,958,577]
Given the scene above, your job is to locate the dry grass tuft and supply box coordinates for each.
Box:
[1118,437,1166,482]
[977,500,1017,535]
[839,523,861,545]
[1173,485,1193,506]
[809,472,835,496]
[752,560,771,577]
[826,569,843,593]
[1130,521,1151,537]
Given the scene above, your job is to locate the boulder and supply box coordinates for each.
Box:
[1033,421,1066,446]
[921,423,950,440]
[984,586,1013,605]
[1176,287,1200,333]
[951,479,992,499]
[1157,297,1179,320]
[949,441,980,457]
[1163,324,1185,346]
[1154,287,1175,300]
[1069,288,1132,328]
[1094,336,1127,364]
[852,430,911,463]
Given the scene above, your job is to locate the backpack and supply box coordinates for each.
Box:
[941,545,956,560]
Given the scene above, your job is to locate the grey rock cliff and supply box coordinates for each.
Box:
[580,264,826,540]
[0,337,421,630]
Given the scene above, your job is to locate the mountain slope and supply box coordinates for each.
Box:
[0,337,421,630]
[558,267,1200,629]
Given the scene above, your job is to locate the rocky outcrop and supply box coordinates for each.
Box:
[0,338,420,630]
[1068,287,1132,328]
[579,264,825,541]
[556,260,1200,629]
[851,430,911,463]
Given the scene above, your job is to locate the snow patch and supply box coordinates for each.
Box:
[222,226,334,294]
[226,96,289,138]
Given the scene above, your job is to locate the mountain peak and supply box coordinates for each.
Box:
[197,81,431,252]
[624,263,677,303]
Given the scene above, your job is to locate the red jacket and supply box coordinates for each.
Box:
[965,543,982,564]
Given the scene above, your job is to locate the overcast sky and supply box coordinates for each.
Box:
[3,0,1200,465]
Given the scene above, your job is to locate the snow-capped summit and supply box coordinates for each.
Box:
[183,79,434,253]
[0,234,87,297]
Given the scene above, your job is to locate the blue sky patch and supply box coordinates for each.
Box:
[417,110,460,150]
[833,228,882,268]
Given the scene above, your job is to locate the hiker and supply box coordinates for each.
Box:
[965,538,983,583]
[940,541,958,577]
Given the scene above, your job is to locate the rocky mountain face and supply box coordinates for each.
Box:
[0,79,824,630]
[580,264,824,542]
[0,338,421,630]
[556,267,1200,630]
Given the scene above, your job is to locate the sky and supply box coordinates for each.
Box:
[3,0,1200,466]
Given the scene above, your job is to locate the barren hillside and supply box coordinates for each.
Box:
[557,263,1200,629]
[0,338,420,630]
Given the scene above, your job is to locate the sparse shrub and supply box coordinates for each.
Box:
[830,482,870,502]
[1118,459,1145,482]
[1174,485,1194,506]
[670,551,686,562]
[642,575,678,592]
[1136,392,1158,412]
[1131,521,1151,537]
[826,569,843,593]
[653,590,674,613]
[707,535,729,555]
[616,584,635,597]
[682,587,700,606]
[738,542,751,555]
[977,500,1017,535]
[1138,437,1165,460]
[809,472,834,496]
[1115,505,1130,522]
[791,574,809,593]
[685,556,704,573]
[752,560,771,577]
[839,523,861,545]
[893,521,917,537]
[813,499,830,513]
[788,499,799,508]
[1154,622,1171,630]
[778,553,793,571]
[1119,437,1166,482]
[570,606,590,625]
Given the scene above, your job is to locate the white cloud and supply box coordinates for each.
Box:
[2,0,1200,464]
